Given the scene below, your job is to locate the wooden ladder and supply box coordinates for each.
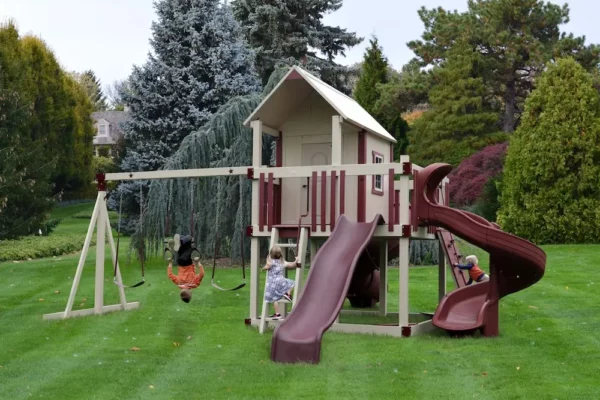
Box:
[259,226,309,334]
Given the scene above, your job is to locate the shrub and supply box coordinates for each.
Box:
[0,234,97,262]
[498,58,600,244]
[409,240,439,266]
[448,142,508,207]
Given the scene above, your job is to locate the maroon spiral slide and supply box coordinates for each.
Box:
[270,214,384,364]
[414,163,546,336]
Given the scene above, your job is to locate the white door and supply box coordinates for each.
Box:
[301,143,331,223]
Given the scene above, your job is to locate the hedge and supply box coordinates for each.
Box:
[0,234,97,262]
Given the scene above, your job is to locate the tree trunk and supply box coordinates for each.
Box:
[503,81,517,133]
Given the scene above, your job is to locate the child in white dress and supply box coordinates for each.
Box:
[262,245,301,319]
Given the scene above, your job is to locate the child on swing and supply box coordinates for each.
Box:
[167,234,205,303]
[262,245,301,320]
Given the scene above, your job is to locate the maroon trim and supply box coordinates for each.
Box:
[371,151,384,196]
[402,225,412,237]
[259,173,265,231]
[267,173,274,230]
[388,168,394,232]
[244,318,251,325]
[287,70,303,80]
[357,131,366,222]
[246,167,254,179]
[340,171,346,216]
[394,190,400,225]
[402,162,412,175]
[401,326,412,337]
[245,225,253,237]
[320,171,326,231]
[311,171,317,232]
[330,171,337,230]
[411,170,418,231]
[274,183,282,225]
[96,173,106,191]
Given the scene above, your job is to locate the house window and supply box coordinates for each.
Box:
[372,151,384,195]
[98,123,108,136]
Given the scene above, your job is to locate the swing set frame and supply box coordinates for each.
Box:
[43,168,249,321]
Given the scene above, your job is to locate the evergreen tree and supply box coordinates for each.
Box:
[114,0,260,232]
[72,70,107,111]
[408,0,600,133]
[232,0,362,93]
[498,58,600,244]
[407,45,506,167]
[0,82,54,239]
[354,37,389,115]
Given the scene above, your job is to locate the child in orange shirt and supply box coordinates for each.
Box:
[456,255,489,285]
[167,234,205,303]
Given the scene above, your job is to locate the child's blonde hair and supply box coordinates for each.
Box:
[466,255,478,265]
[269,245,282,260]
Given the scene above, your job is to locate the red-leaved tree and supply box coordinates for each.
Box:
[448,142,508,207]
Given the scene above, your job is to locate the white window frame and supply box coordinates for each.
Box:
[97,122,109,137]
[372,151,384,195]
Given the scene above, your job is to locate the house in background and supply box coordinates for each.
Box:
[92,111,130,157]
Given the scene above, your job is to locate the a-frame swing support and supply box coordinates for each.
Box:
[43,175,139,321]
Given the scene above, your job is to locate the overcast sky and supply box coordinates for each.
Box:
[1,0,599,91]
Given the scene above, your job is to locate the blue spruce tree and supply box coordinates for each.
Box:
[114,0,260,233]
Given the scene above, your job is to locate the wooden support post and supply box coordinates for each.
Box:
[63,193,101,317]
[388,168,394,232]
[340,170,345,215]
[398,172,411,327]
[379,239,388,316]
[94,192,106,315]
[311,171,317,232]
[332,116,343,165]
[250,120,263,321]
[104,207,127,308]
[267,173,274,230]
[258,173,265,231]
[439,235,447,301]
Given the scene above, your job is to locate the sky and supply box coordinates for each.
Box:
[1,0,600,91]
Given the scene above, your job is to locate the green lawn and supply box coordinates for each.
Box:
[0,205,599,399]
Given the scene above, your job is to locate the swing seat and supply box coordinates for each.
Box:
[211,279,246,291]
[113,278,145,289]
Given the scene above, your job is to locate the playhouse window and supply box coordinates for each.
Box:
[372,152,384,195]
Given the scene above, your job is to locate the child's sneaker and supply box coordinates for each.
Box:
[282,293,293,302]
[269,313,281,320]
[173,234,181,252]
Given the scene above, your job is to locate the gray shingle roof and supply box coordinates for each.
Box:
[92,111,130,133]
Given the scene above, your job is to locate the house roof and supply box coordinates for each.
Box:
[244,66,396,143]
[92,111,130,132]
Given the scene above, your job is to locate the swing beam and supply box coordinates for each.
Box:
[44,168,250,321]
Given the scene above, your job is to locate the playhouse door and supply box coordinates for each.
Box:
[301,143,332,225]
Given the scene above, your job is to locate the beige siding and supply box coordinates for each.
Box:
[280,92,335,225]
[365,133,392,224]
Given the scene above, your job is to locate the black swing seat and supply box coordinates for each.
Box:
[113,278,145,289]
[211,279,246,291]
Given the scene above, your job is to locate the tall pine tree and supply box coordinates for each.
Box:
[407,45,506,167]
[409,0,600,133]
[114,0,260,232]
[354,37,389,115]
[71,70,107,111]
[232,0,362,93]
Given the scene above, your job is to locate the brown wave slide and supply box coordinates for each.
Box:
[270,214,384,364]
[415,163,546,336]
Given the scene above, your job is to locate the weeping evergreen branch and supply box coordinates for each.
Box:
[144,67,288,261]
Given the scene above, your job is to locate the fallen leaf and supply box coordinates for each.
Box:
[173,342,180,347]
[423,370,427,373]
[149,385,154,390]
[39,298,44,302]
[528,305,538,309]
[130,347,140,352]
[82,298,87,302]
[54,291,60,294]
[565,286,569,290]
[516,366,520,371]
[482,372,488,376]
[187,336,192,340]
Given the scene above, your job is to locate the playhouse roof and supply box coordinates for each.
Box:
[244,66,396,143]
